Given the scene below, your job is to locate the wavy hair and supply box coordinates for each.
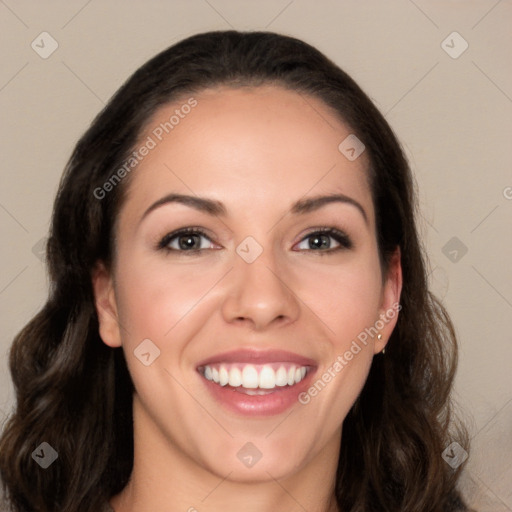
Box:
[0,30,470,512]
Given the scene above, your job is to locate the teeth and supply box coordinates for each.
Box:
[201,363,309,390]
[275,366,288,387]
[241,388,274,395]
[260,365,277,388]
[242,365,259,388]
[228,367,242,387]
[219,366,229,386]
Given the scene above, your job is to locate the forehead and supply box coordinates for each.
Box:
[120,85,372,224]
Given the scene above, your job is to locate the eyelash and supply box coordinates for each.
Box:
[156,226,353,255]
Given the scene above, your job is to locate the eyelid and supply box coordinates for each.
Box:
[293,226,353,251]
[157,226,353,254]
[157,227,218,251]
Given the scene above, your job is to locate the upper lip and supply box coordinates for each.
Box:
[196,349,317,368]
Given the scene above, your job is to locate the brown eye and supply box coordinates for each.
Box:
[295,228,353,252]
[158,228,216,252]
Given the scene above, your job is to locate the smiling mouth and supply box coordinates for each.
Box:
[198,362,311,394]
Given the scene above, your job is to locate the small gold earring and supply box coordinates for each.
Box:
[377,333,385,354]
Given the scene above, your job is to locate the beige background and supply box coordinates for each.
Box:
[1,1,511,509]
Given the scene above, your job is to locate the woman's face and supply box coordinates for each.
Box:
[93,85,401,483]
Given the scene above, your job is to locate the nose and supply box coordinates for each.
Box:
[221,247,301,331]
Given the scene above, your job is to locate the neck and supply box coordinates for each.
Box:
[109,396,341,512]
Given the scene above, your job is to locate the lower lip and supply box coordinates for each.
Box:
[199,370,315,416]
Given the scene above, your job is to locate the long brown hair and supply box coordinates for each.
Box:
[0,30,470,511]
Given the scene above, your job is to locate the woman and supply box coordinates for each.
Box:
[0,30,471,511]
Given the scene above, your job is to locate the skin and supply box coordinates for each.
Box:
[92,85,402,512]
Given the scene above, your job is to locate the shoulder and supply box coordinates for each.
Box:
[445,489,476,512]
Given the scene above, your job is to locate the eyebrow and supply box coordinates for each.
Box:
[139,192,368,225]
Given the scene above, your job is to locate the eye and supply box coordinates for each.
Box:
[156,226,352,255]
[157,228,218,253]
[294,227,353,253]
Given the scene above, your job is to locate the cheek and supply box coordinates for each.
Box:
[114,256,225,342]
[296,255,383,343]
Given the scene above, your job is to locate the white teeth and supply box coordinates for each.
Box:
[241,365,259,388]
[259,365,276,389]
[201,363,309,390]
[242,388,273,395]
[228,367,242,387]
[275,366,288,387]
[219,365,229,386]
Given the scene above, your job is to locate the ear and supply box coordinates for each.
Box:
[91,260,122,348]
[374,247,402,354]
